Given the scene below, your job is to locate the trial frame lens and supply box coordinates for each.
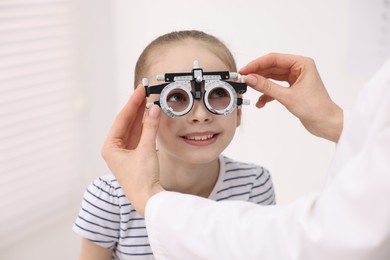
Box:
[204,80,237,115]
[159,81,193,117]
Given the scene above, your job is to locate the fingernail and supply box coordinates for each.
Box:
[148,105,160,118]
[245,75,258,85]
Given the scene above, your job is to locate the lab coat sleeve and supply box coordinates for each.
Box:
[145,58,390,260]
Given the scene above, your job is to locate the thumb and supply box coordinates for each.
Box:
[138,105,161,150]
[245,74,287,102]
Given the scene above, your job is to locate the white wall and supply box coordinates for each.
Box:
[112,0,374,205]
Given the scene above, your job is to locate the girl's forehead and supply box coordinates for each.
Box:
[148,43,229,75]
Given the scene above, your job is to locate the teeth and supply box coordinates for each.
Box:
[186,134,214,141]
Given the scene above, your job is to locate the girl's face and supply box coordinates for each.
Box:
[146,41,239,165]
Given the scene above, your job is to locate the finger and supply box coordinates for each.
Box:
[104,86,146,151]
[244,74,288,103]
[124,99,146,149]
[256,94,275,108]
[138,105,161,151]
[244,72,297,86]
[239,53,302,75]
[125,86,148,149]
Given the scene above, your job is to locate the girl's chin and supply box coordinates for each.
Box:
[177,152,220,165]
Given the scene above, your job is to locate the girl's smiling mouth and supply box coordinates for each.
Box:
[184,134,214,141]
[181,132,219,146]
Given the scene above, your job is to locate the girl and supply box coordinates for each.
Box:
[73,30,276,259]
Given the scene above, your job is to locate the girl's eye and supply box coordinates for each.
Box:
[167,93,186,102]
[210,88,228,99]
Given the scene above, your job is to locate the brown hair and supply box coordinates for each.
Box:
[134,30,237,88]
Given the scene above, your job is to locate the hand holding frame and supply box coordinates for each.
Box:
[240,53,343,142]
[101,85,164,217]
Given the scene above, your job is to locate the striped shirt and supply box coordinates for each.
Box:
[73,155,276,259]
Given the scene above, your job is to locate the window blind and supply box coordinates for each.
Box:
[0,0,83,249]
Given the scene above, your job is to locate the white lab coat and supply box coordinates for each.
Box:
[145,58,390,260]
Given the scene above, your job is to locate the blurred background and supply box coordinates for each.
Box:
[0,0,389,259]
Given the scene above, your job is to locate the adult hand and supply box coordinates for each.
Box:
[101,85,164,217]
[240,53,343,142]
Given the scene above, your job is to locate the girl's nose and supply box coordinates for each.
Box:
[186,100,212,123]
